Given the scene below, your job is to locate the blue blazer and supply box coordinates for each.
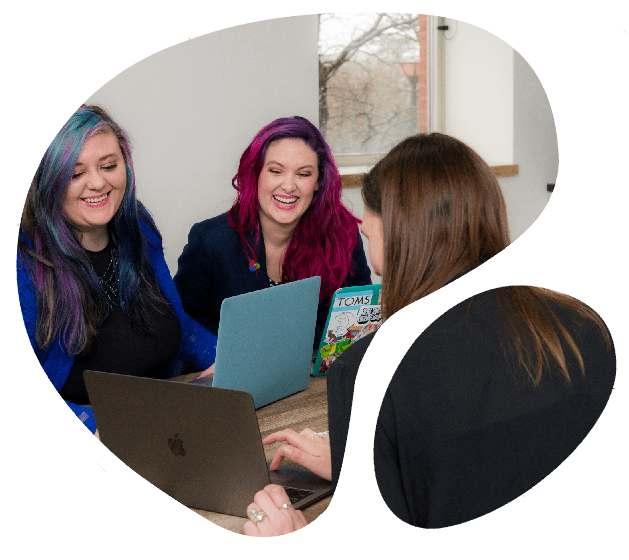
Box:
[174,212,373,351]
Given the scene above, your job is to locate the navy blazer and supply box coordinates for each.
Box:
[174,212,372,351]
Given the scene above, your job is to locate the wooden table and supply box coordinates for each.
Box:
[172,374,331,534]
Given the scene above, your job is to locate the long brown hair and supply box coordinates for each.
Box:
[362,133,610,385]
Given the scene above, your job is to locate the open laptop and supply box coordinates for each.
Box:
[192,276,321,408]
[84,369,332,517]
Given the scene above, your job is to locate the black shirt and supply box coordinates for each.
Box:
[60,242,181,405]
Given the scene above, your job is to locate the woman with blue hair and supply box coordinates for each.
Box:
[17,105,217,434]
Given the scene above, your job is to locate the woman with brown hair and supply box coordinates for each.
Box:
[358,133,615,528]
[243,133,615,534]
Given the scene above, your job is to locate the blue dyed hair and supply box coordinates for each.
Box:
[19,105,164,354]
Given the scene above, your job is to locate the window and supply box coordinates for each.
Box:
[318,13,432,167]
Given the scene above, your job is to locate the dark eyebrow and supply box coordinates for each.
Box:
[74,153,119,167]
[265,160,315,171]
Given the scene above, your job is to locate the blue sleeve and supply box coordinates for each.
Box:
[176,312,218,371]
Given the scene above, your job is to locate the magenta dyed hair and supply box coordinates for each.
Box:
[228,116,360,301]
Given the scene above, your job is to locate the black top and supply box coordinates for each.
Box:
[326,288,616,528]
[60,242,181,405]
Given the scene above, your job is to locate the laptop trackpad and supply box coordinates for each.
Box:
[268,464,333,510]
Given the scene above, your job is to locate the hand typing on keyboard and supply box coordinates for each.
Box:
[263,427,332,481]
[243,427,330,536]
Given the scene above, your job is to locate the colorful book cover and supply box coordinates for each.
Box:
[312,284,382,377]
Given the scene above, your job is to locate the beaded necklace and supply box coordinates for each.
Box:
[98,245,120,307]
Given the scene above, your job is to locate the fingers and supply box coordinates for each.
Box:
[193,363,215,380]
[244,485,307,537]
[263,428,324,452]
[262,428,299,446]
[268,445,290,470]
[268,442,315,471]
[263,427,332,480]
[264,428,332,480]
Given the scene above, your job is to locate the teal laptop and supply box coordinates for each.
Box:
[193,276,321,408]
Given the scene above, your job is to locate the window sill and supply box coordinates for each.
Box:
[340,164,519,188]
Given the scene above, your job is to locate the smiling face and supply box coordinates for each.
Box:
[62,129,127,250]
[257,138,319,233]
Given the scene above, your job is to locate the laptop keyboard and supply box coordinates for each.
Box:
[283,486,315,505]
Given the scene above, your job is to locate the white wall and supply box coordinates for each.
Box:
[85,14,554,276]
[443,19,515,166]
[87,15,319,273]
[441,18,556,243]
[502,51,558,242]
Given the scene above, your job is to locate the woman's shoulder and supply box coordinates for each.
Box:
[540,291,614,359]
[193,212,232,232]
[137,209,163,248]
[188,212,239,244]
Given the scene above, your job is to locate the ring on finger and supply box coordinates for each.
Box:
[248,507,266,523]
[312,430,329,439]
[282,502,293,509]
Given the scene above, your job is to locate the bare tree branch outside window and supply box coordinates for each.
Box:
[319,13,426,156]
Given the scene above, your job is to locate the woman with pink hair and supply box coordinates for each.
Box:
[174,116,371,354]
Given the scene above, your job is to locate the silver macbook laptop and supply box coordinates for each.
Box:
[192,276,321,408]
[84,369,332,517]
